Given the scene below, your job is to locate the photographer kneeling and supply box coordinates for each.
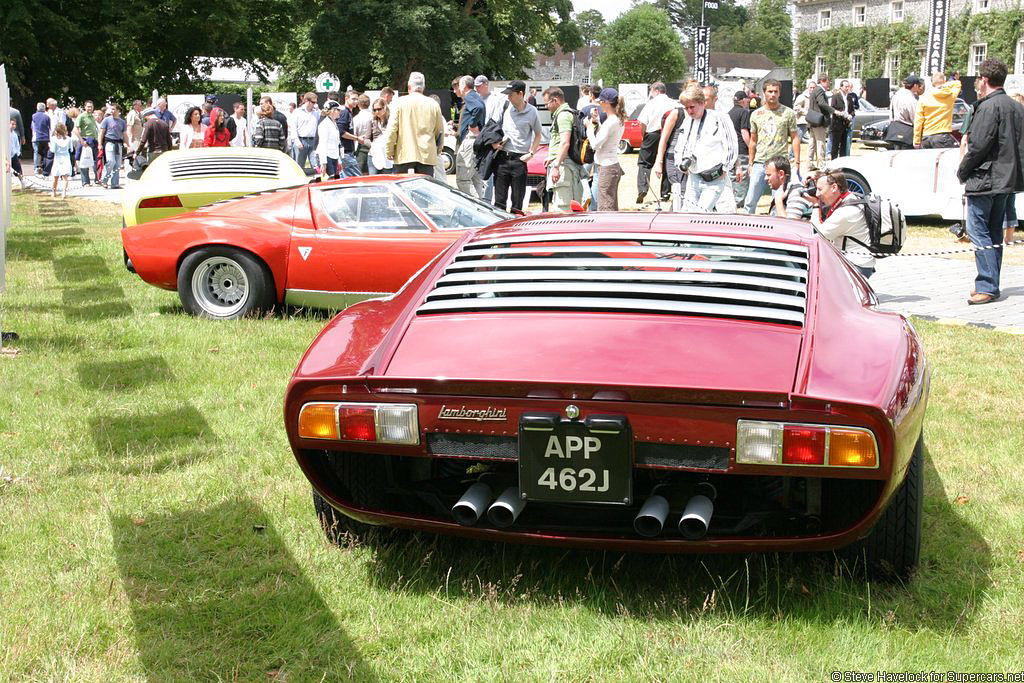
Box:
[809,170,876,278]
[674,83,738,212]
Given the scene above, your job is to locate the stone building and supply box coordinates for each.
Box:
[793,0,1024,79]
[526,46,602,85]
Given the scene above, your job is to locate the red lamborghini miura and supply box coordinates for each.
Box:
[121,175,512,318]
[284,212,930,579]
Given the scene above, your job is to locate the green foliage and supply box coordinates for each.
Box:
[575,9,607,45]
[795,7,1024,85]
[712,0,792,67]
[0,0,297,111]
[279,0,582,91]
[594,4,687,85]
[945,9,1024,76]
[795,22,927,84]
[651,0,748,31]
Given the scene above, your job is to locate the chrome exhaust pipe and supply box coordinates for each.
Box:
[486,486,526,528]
[633,494,670,537]
[452,482,494,526]
[678,483,717,540]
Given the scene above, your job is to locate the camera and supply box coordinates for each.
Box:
[678,155,696,173]
[801,176,817,198]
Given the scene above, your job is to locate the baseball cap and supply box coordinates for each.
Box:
[734,91,749,102]
[474,75,489,87]
[597,87,618,103]
[141,107,157,117]
[323,100,341,110]
[904,74,924,87]
[502,80,526,95]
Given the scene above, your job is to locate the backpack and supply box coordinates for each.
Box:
[841,193,908,257]
[565,107,595,165]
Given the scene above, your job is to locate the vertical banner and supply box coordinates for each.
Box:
[925,0,948,77]
[694,26,711,85]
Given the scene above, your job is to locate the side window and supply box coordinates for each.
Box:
[317,186,426,231]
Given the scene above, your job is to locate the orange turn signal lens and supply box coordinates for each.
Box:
[298,403,339,440]
[828,428,878,467]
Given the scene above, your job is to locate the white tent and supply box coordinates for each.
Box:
[722,68,771,80]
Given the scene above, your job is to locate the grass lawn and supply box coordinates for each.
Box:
[1,190,1022,681]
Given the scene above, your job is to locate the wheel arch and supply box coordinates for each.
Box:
[176,242,284,303]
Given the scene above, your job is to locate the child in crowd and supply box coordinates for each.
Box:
[9,119,25,189]
[49,123,72,198]
[78,140,95,186]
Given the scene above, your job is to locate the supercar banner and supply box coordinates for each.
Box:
[694,26,711,85]
[926,0,948,76]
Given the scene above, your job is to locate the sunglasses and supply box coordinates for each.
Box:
[373,107,384,111]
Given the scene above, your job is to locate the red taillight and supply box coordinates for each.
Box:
[782,425,826,465]
[338,406,377,442]
[138,195,183,209]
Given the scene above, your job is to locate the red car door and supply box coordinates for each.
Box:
[303,183,458,302]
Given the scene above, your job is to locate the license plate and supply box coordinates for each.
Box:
[519,414,632,505]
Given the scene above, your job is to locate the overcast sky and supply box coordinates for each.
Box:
[572,0,633,22]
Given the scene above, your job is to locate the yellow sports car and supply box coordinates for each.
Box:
[121,147,308,226]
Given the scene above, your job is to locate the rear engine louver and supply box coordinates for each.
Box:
[417,231,809,326]
[168,155,281,180]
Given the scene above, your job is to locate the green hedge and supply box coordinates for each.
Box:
[795,8,1024,84]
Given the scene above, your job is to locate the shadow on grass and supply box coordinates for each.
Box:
[53,254,111,281]
[4,231,86,261]
[76,405,216,475]
[77,355,174,391]
[355,445,990,634]
[111,500,374,681]
[13,333,88,352]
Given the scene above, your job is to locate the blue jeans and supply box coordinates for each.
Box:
[103,141,122,188]
[294,136,317,174]
[683,173,727,212]
[340,153,361,178]
[966,193,1009,296]
[588,166,599,211]
[743,161,769,213]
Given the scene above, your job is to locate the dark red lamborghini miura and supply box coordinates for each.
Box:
[284,212,930,578]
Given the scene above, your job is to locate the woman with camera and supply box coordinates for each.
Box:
[673,83,738,212]
[809,170,875,278]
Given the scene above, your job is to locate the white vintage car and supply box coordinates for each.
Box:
[830,147,1024,221]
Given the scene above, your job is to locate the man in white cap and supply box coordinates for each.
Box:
[491,80,542,211]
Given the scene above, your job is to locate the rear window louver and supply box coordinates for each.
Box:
[168,155,281,180]
[417,231,809,326]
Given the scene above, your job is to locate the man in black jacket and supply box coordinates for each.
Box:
[829,80,853,159]
[957,58,1024,304]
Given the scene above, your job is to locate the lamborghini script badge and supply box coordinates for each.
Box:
[438,405,508,422]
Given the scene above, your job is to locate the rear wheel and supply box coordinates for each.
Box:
[842,169,872,196]
[177,247,274,319]
[313,452,390,544]
[439,147,456,175]
[618,139,633,154]
[842,433,924,580]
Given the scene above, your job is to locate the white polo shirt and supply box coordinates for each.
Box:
[637,93,675,133]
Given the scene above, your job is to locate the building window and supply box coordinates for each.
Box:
[853,5,866,25]
[816,55,827,78]
[850,53,864,80]
[885,50,901,79]
[581,75,590,85]
[818,9,831,30]
[1016,38,1024,74]
[975,0,990,12]
[891,1,904,22]
[969,43,988,76]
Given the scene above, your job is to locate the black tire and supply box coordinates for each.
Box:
[843,434,924,580]
[312,452,389,544]
[842,169,872,197]
[177,246,274,319]
[618,139,633,155]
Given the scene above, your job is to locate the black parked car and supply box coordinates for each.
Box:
[861,99,971,149]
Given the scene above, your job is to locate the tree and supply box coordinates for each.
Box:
[594,4,686,85]
[575,9,606,45]
[710,0,792,66]
[0,0,297,110]
[648,0,748,32]
[279,0,583,91]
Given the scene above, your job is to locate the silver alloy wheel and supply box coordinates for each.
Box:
[190,256,250,317]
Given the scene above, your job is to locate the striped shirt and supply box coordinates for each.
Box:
[253,117,286,152]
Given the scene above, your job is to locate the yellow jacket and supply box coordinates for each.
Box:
[913,80,962,145]
[385,92,445,166]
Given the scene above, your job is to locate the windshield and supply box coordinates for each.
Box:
[399,177,513,229]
